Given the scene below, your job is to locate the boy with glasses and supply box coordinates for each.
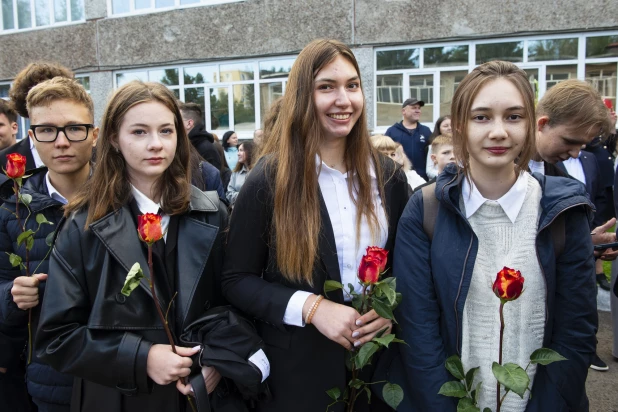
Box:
[0,77,97,411]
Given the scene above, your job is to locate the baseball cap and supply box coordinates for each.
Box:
[402,98,425,108]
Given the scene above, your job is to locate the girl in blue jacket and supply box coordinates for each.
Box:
[392,61,597,411]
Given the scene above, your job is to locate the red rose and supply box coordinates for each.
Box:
[492,267,524,302]
[137,213,163,244]
[366,246,388,273]
[5,153,26,179]
[358,255,381,285]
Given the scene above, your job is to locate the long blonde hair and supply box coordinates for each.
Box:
[260,39,385,285]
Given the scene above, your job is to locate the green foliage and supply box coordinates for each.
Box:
[45,231,55,247]
[529,348,567,365]
[456,397,480,412]
[324,280,343,294]
[376,282,397,305]
[372,333,395,348]
[438,381,468,398]
[348,379,364,389]
[382,383,404,410]
[445,355,466,381]
[121,263,145,297]
[371,297,394,320]
[491,362,530,398]
[8,253,22,268]
[19,193,32,206]
[355,342,379,369]
[326,387,341,401]
[465,367,479,391]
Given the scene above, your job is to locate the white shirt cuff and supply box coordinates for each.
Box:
[283,291,314,327]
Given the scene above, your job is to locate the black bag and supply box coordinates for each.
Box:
[179,306,271,412]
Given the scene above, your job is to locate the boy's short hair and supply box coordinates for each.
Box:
[370,134,399,152]
[26,77,94,120]
[0,99,17,123]
[178,102,203,123]
[431,134,453,151]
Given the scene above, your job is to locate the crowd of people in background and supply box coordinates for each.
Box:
[0,38,616,412]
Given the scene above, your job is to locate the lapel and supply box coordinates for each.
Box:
[89,207,161,307]
[18,138,36,171]
[555,161,568,175]
[383,171,396,253]
[579,153,594,196]
[317,188,342,285]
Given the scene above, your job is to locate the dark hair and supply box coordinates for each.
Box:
[222,131,236,149]
[429,115,451,143]
[260,39,385,285]
[9,62,74,118]
[0,99,17,124]
[65,81,192,225]
[234,141,255,172]
[179,102,203,124]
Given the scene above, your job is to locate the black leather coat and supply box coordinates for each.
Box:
[36,187,228,412]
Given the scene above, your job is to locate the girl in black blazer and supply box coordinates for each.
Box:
[222,39,409,412]
[36,81,228,411]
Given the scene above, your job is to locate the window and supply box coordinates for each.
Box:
[109,0,243,16]
[374,31,618,132]
[1,0,84,32]
[114,57,295,138]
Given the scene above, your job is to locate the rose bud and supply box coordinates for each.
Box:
[137,213,164,244]
[366,246,388,273]
[358,255,381,285]
[492,267,525,302]
[5,153,27,179]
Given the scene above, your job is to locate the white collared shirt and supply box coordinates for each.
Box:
[29,137,45,169]
[562,152,586,185]
[45,172,68,205]
[130,185,170,242]
[462,172,529,224]
[528,160,545,176]
[283,156,388,327]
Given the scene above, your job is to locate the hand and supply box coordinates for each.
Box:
[308,298,359,350]
[11,274,47,310]
[146,345,198,386]
[176,366,222,396]
[0,367,6,373]
[351,309,393,347]
[591,218,618,261]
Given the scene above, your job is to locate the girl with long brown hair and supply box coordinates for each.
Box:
[221,39,409,411]
[36,81,229,411]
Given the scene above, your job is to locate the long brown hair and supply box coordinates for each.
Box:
[65,81,192,226]
[451,60,536,178]
[261,39,385,285]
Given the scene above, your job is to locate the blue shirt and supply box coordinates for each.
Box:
[385,121,431,180]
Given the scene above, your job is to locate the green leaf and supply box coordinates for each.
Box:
[355,342,379,369]
[324,280,344,294]
[382,276,396,288]
[345,351,355,371]
[349,378,364,389]
[483,408,492,412]
[19,193,32,206]
[372,333,396,348]
[529,348,567,365]
[474,381,482,404]
[120,263,144,297]
[457,397,480,412]
[438,381,468,398]
[382,383,404,410]
[374,327,389,339]
[45,231,55,247]
[364,386,372,404]
[465,366,479,391]
[352,293,363,312]
[8,253,22,267]
[326,387,341,401]
[372,297,394,320]
[16,230,34,247]
[377,282,397,305]
[492,362,530,398]
[347,283,356,295]
[445,355,465,381]
[35,214,49,225]
[25,236,34,251]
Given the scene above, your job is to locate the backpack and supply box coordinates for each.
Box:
[420,182,565,257]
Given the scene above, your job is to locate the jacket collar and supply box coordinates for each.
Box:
[0,167,63,213]
[89,186,219,328]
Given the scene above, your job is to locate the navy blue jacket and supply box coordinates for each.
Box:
[0,168,72,407]
[384,121,431,180]
[388,163,597,411]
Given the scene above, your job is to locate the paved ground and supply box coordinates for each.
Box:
[586,308,617,412]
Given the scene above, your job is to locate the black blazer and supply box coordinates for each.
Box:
[221,155,410,412]
[558,151,605,226]
[36,188,228,412]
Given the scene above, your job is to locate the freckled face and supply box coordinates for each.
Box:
[313,55,364,142]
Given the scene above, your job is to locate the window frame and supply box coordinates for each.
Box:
[106,0,244,18]
[0,0,85,35]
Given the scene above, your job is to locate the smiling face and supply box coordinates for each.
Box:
[238,143,246,164]
[313,55,364,143]
[28,99,97,176]
[535,118,599,164]
[466,78,527,176]
[403,104,422,124]
[116,101,177,191]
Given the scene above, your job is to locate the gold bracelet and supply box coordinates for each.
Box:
[306,295,324,325]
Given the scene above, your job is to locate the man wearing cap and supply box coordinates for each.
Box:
[385,98,432,180]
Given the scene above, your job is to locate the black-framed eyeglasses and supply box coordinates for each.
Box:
[30,124,94,142]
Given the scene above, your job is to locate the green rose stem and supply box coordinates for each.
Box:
[146,245,196,412]
[346,284,369,412]
[497,301,505,412]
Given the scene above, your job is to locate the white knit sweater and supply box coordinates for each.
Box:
[460,173,546,412]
